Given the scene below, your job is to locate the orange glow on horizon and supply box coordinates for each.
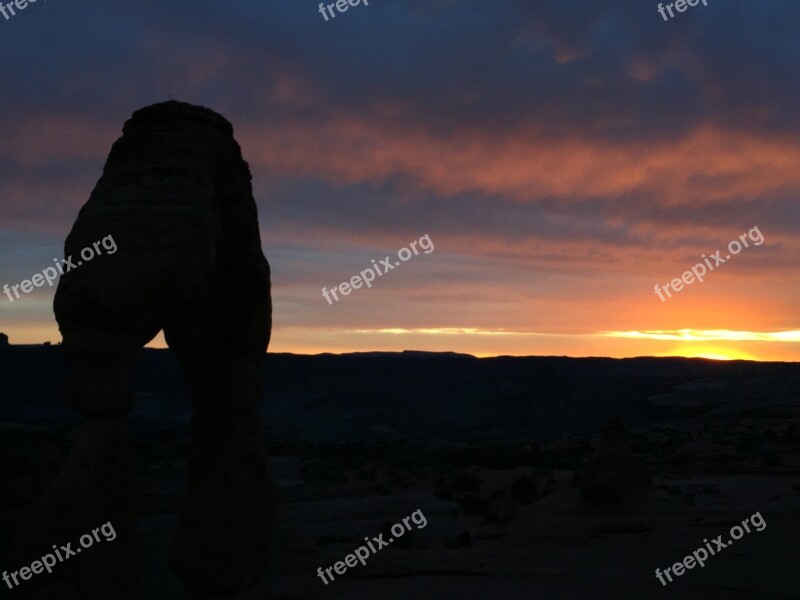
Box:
[2,325,796,362]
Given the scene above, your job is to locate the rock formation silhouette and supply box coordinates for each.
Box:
[18,101,274,598]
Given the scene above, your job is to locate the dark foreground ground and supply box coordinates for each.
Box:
[1,344,799,598]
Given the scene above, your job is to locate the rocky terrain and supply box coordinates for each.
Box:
[1,343,799,598]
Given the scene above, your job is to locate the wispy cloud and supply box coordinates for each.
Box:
[352,327,555,336]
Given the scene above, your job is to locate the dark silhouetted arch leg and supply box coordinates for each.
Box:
[12,328,150,600]
[166,266,274,595]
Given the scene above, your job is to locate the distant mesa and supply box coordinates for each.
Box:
[0,332,8,347]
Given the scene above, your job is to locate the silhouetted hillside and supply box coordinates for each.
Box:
[1,343,797,444]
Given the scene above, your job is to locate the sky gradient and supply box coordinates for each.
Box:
[1,0,798,361]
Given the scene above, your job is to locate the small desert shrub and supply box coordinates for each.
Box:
[458,494,488,515]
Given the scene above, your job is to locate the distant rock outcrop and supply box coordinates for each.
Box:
[580,418,651,505]
[0,332,8,346]
[20,101,274,598]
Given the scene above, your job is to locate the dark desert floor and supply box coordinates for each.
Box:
[1,346,799,598]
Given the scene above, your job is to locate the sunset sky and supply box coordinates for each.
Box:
[0,0,798,361]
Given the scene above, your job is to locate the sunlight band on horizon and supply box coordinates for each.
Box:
[5,327,796,362]
[603,329,800,342]
[333,327,799,361]
[352,328,800,343]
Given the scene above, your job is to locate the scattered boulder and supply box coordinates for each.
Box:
[662,439,738,471]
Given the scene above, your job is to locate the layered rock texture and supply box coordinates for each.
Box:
[22,101,274,598]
